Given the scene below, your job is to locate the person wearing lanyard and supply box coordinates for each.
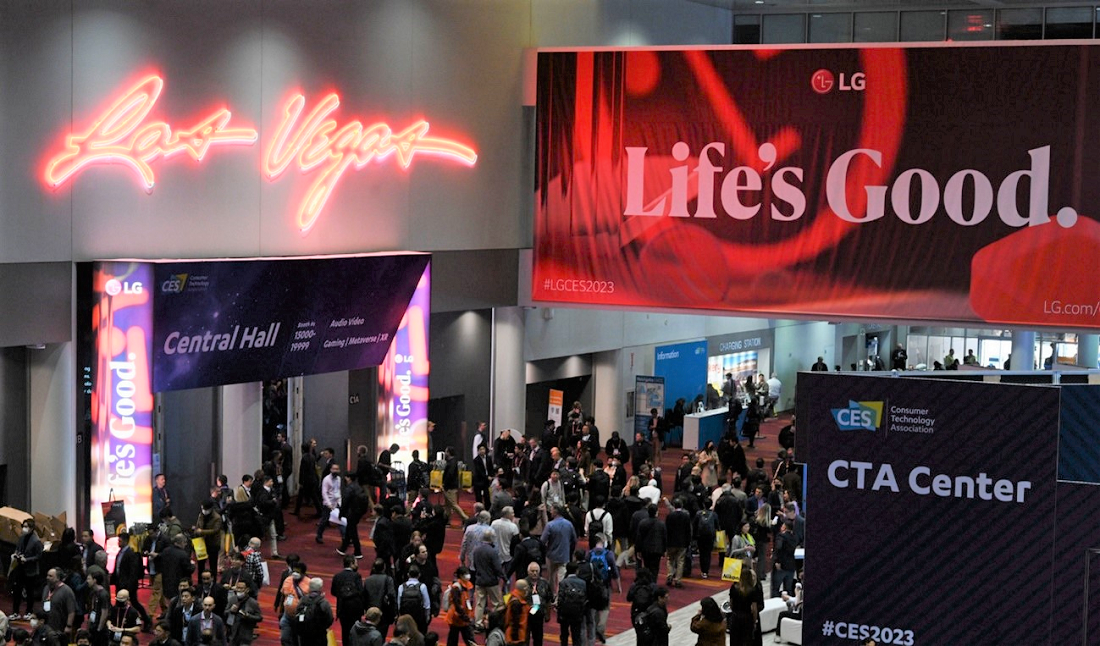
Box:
[186,597,226,646]
[153,621,183,646]
[88,572,111,646]
[105,590,142,643]
[43,567,77,643]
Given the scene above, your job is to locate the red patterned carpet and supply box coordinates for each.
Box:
[6,414,790,645]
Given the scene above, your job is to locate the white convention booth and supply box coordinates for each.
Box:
[683,406,728,450]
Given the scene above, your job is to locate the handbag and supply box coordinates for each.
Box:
[192,537,208,561]
[715,530,728,551]
[260,561,271,586]
[721,557,743,582]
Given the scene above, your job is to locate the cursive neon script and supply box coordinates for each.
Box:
[263,92,478,233]
[44,75,259,191]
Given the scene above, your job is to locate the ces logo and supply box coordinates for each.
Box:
[160,273,189,294]
[811,69,865,94]
[831,400,884,432]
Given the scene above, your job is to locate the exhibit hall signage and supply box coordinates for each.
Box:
[798,373,1059,644]
[533,43,1100,328]
[89,253,430,543]
[44,74,477,234]
[90,262,155,543]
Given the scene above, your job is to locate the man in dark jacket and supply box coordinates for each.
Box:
[160,535,196,593]
[586,461,611,506]
[112,532,152,627]
[295,442,322,517]
[635,506,667,579]
[638,587,670,646]
[524,562,553,646]
[330,556,363,646]
[362,559,397,637]
[186,596,226,646]
[471,444,494,507]
[293,579,334,646]
[526,438,552,488]
[166,588,198,643]
[442,447,467,520]
[348,607,384,646]
[629,433,652,475]
[339,473,369,558]
[664,500,692,587]
[12,518,45,619]
[471,534,505,628]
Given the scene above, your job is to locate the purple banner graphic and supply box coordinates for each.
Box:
[799,373,1059,645]
[377,264,430,466]
[151,254,429,392]
[90,262,155,543]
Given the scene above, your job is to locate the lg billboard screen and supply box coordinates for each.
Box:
[533,44,1100,327]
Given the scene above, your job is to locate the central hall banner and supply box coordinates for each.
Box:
[798,373,1059,645]
[533,44,1100,328]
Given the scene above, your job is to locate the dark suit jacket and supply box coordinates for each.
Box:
[636,517,667,555]
[113,545,144,591]
[16,531,44,578]
[665,509,692,549]
[472,454,494,487]
[185,612,226,646]
[83,541,104,571]
[168,602,198,641]
[160,545,195,591]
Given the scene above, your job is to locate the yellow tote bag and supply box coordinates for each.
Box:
[460,470,473,488]
[721,557,743,582]
[326,629,337,646]
[192,537,208,561]
[715,530,728,551]
[430,470,443,489]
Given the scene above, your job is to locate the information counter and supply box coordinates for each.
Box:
[683,407,729,450]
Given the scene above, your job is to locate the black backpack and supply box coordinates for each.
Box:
[399,581,423,617]
[556,577,587,616]
[588,509,609,542]
[520,536,544,566]
[295,595,330,632]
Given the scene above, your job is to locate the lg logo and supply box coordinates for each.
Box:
[812,69,865,94]
[104,279,143,296]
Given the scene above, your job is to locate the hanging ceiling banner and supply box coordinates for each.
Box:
[152,254,429,392]
[533,43,1100,328]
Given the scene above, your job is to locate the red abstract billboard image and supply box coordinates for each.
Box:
[533,44,1100,328]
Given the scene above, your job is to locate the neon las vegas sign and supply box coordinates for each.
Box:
[44,74,478,233]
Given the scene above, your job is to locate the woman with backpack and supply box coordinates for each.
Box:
[443,567,475,646]
[693,498,719,579]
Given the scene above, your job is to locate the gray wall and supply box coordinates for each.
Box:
[159,387,217,524]
[430,310,492,457]
[0,348,28,509]
[303,371,352,468]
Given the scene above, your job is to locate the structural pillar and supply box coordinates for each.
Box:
[1011,331,1035,371]
[219,382,263,486]
[1080,334,1099,369]
[491,307,526,435]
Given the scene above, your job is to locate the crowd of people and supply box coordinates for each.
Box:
[1,404,804,646]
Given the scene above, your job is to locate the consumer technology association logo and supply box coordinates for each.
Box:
[161,274,189,294]
[831,400,884,431]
